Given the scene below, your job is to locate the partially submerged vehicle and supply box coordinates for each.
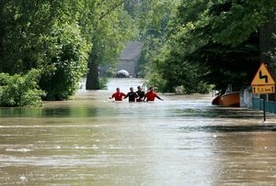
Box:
[116,69,129,78]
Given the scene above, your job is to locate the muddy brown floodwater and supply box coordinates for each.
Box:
[1,78,276,186]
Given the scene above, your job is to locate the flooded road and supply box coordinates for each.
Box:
[1,78,276,185]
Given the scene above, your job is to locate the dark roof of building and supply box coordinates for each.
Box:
[119,42,142,60]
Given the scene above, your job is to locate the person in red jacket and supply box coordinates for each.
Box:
[109,88,126,101]
[144,87,163,102]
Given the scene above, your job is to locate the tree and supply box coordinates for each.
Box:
[260,12,276,67]
[0,1,92,101]
[86,1,134,90]
[0,69,44,107]
[39,23,90,100]
[196,0,275,91]
[136,0,181,82]
[148,0,276,93]
[0,0,56,74]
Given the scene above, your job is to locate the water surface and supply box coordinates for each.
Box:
[1,78,276,185]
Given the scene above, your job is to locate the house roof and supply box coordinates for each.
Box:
[119,42,142,60]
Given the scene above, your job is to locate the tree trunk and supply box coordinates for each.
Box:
[86,52,99,90]
[0,1,4,63]
[259,12,276,101]
[259,12,276,64]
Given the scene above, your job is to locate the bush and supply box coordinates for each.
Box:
[39,24,89,100]
[0,69,44,107]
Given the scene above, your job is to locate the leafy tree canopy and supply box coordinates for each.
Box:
[145,0,276,93]
[0,0,135,102]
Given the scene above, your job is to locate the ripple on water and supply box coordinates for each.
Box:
[1,78,276,185]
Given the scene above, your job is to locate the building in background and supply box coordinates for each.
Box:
[116,42,142,78]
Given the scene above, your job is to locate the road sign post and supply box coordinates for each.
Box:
[263,99,266,121]
[251,63,275,121]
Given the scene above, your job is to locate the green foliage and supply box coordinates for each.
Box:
[190,35,260,91]
[0,0,141,97]
[92,8,134,69]
[0,0,63,74]
[147,43,211,94]
[138,1,180,78]
[0,69,44,107]
[179,0,271,91]
[98,77,108,89]
[144,0,275,94]
[0,0,93,101]
[208,0,276,45]
[139,0,210,93]
[86,1,136,89]
[39,23,90,100]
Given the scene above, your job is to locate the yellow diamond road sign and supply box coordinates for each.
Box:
[251,63,275,86]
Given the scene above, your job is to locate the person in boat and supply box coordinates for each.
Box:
[109,88,126,101]
[136,86,145,102]
[124,87,138,102]
[143,86,163,102]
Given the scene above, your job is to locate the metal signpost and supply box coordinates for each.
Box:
[251,63,275,121]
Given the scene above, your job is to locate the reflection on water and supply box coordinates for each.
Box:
[1,78,276,185]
